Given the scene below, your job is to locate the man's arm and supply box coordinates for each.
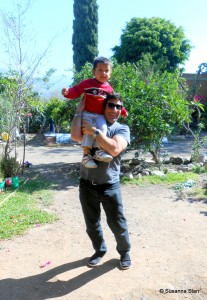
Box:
[82,120,128,156]
[97,134,127,157]
[70,98,85,142]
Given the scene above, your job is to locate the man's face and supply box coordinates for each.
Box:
[104,99,123,124]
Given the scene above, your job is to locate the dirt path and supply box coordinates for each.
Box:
[0,140,207,300]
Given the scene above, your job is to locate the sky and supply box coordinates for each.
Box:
[0,0,207,97]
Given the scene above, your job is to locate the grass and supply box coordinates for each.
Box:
[121,172,199,186]
[0,178,58,240]
[0,171,202,240]
[188,186,207,200]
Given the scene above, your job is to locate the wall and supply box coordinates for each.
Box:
[182,73,207,101]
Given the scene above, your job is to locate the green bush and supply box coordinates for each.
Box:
[0,155,21,178]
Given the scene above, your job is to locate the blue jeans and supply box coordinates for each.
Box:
[79,179,131,255]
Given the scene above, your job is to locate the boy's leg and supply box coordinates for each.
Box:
[92,114,113,162]
[81,112,97,168]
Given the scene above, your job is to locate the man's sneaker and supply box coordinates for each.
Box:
[88,251,106,267]
[81,155,97,168]
[120,252,131,270]
[93,149,113,162]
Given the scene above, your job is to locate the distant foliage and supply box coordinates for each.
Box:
[112,17,192,72]
[45,59,192,163]
[72,0,98,71]
[110,58,192,162]
[44,98,73,132]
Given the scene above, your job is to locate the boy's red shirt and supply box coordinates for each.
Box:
[64,78,128,117]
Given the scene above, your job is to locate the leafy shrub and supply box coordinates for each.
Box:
[0,155,21,178]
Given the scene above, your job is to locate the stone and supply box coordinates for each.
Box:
[141,170,150,176]
[151,170,165,176]
[177,166,191,172]
[167,169,178,174]
[169,157,184,165]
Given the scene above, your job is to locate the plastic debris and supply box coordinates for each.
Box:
[24,161,33,167]
[0,181,5,192]
[174,179,196,190]
[5,178,12,187]
[162,137,168,143]
[39,260,52,268]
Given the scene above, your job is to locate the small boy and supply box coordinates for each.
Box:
[62,56,127,168]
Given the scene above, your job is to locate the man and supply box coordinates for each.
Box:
[71,92,131,270]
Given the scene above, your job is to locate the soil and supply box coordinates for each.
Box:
[0,134,207,300]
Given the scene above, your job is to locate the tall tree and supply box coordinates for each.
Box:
[112,17,192,72]
[72,0,98,71]
[109,59,192,162]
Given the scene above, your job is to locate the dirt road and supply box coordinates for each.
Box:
[0,140,207,299]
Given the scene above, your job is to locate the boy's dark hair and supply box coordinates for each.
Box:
[103,92,123,109]
[93,56,112,70]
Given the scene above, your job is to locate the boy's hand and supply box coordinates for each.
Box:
[62,88,69,96]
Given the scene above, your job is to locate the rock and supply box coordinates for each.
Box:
[144,159,156,165]
[163,159,171,164]
[134,173,142,179]
[151,170,165,176]
[169,157,184,165]
[183,158,191,165]
[141,170,150,176]
[187,163,195,169]
[125,172,133,179]
[167,169,178,174]
[177,166,192,172]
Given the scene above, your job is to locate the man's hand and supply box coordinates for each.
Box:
[81,120,96,135]
[82,120,127,157]
[62,88,69,96]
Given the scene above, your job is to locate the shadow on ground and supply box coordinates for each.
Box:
[0,258,119,300]
[22,162,80,190]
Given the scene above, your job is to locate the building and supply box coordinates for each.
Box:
[182,73,207,101]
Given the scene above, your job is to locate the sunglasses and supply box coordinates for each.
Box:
[107,102,123,110]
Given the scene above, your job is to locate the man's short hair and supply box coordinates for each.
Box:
[93,56,112,70]
[103,93,123,109]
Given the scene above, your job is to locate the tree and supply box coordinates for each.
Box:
[109,58,192,162]
[72,0,98,71]
[0,0,55,137]
[44,98,71,132]
[59,58,192,163]
[112,17,192,72]
[0,0,55,175]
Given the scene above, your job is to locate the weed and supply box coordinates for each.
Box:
[0,178,58,240]
[121,172,198,186]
